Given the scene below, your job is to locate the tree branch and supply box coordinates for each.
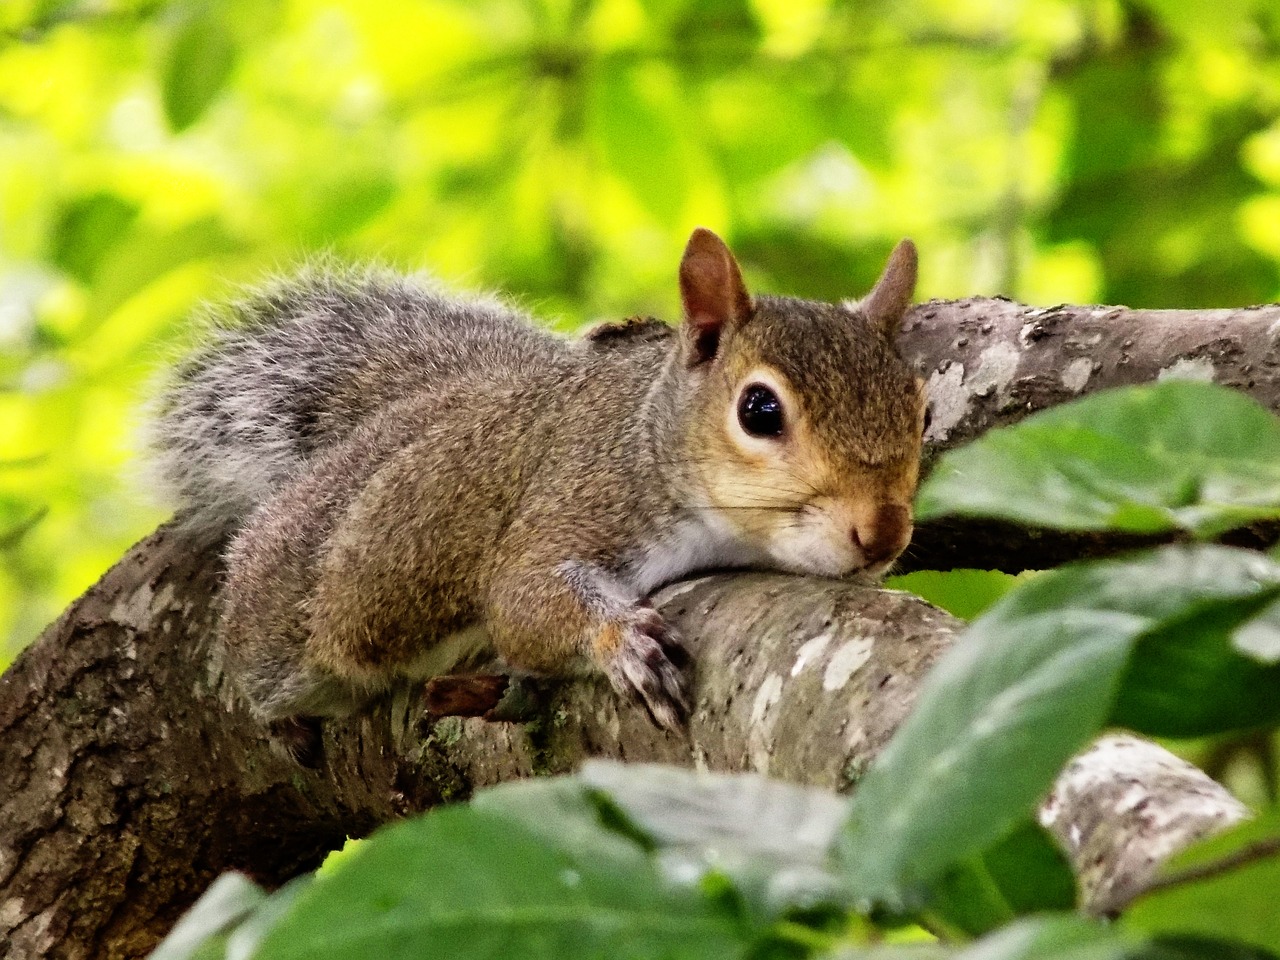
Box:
[1040,734,1249,916]
[0,526,957,959]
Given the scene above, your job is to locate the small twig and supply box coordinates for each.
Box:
[1119,835,1280,912]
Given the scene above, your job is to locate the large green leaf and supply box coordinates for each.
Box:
[572,760,850,919]
[917,382,1280,538]
[251,793,749,960]
[840,545,1280,910]
[926,821,1076,938]
[159,769,862,960]
[1124,810,1280,954]
[1111,595,1280,736]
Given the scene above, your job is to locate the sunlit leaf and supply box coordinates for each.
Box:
[50,193,139,284]
[589,64,688,222]
[163,7,238,132]
[885,570,1020,622]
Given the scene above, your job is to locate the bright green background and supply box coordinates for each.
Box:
[3,0,1280,662]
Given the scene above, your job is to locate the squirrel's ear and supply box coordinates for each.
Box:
[858,239,918,336]
[679,227,752,365]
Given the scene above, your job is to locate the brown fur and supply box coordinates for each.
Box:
[191,231,927,733]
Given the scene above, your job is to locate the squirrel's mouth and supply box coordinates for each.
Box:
[857,557,900,583]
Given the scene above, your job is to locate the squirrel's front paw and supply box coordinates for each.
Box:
[595,607,691,733]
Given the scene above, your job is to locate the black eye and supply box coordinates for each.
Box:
[923,406,933,432]
[738,384,784,437]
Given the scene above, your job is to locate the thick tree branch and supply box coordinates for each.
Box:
[0,527,958,959]
[3,297,1272,957]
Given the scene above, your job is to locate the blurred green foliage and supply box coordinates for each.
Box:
[2,0,1280,663]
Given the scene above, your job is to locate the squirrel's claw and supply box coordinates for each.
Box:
[599,609,692,734]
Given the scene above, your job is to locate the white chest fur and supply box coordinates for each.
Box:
[625,513,767,598]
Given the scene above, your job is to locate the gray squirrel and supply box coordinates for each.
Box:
[152,228,926,733]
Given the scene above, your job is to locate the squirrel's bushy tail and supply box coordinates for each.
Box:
[149,263,552,536]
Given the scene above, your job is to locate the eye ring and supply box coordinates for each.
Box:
[738,384,785,437]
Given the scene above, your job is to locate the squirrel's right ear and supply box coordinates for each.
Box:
[679,227,752,365]
[858,239,918,337]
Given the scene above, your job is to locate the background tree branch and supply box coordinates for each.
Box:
[2,297,1271,958]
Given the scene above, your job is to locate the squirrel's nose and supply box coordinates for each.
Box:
[851,503,913,565]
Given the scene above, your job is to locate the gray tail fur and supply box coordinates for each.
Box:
[147,262,552,536]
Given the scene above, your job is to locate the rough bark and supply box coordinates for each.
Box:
[902,299,1280,453]
[1041,735,1250,916]
[3,296,1273,958]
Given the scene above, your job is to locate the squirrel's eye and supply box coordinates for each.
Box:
[923,406,933,433]
[738,384,784,437]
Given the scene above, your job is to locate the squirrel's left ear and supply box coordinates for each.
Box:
[679,227,752,365]
[856,239,918,337]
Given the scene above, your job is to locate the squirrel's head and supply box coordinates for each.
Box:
[675,228,925,579]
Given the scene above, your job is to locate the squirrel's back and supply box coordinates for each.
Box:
[151,264,564,534]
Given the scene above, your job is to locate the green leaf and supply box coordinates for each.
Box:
[285,168,397,244]
[163,8,238,132]
[1112,592,1280,737]
[948,914,1129,960]
[885,570,1020,622]
[839,601,1133,909]
[85,217,242,335]
[840,545,1280,910]
[50,193,139,284]
[574,760,850,919]
[1124,810,1280,954]
[1231,595,1280,664]
[252,798,749,960]
[1129,939,1280,960]
[821,948,948,960]
[917,382,1280,538]
[223,877,313,960]
[819,917,1270,960]
[927,821,1076,937]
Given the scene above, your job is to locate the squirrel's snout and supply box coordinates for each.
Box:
[851,503,913,565]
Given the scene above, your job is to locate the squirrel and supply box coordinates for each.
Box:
[151,229,926,734]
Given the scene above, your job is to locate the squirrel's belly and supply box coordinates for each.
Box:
[399,624,494,680]
[626,515,768,598]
